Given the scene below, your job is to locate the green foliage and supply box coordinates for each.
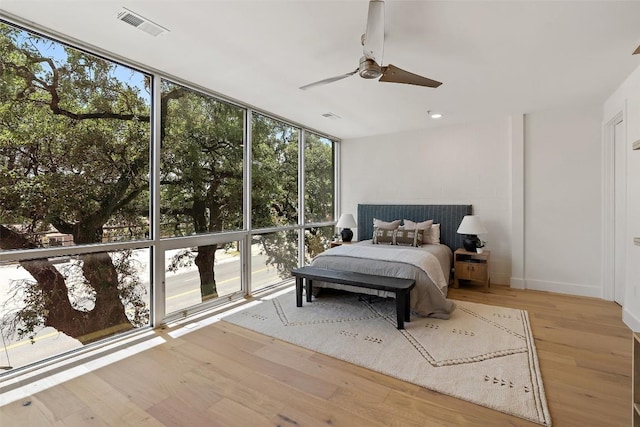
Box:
[160,80,244,237]
[251,113,299,229]
[305,226,335,261]
[0,20,336,347]
[2,276,45,344]
[256,230,299,278]
[305,134,334,223]
[166,249,197,273]
[0,22,151,341]
[112,250,150,327]
[0,22,151,242]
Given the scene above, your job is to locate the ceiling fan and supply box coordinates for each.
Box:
[299,0,442,91]
[634,45,640,55]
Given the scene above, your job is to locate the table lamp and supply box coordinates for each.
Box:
[336,213,357,242]
[456,215,487,252]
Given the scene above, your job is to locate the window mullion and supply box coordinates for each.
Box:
[245,109,253,295]
[299,128,305,267]
[151,74,165,326]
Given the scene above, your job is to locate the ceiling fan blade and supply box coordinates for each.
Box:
[379,64,442,88]
[363,0,385,64]
[299,69,358,90]
[634,44,640,55]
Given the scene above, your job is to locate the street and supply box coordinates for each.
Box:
[0,248,287,371]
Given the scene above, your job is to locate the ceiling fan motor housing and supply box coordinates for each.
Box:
[359,56,382,79]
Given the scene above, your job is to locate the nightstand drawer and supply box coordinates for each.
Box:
[455,261,487,281]
[453,249,490,292]
[468,262,487,281]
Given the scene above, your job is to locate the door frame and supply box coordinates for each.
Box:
[602,109,626,302]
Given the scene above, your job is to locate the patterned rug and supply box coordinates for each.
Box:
[223,288,551,426]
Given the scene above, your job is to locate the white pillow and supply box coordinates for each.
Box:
[403,219,433,231]
[373,218,401,229]
[404,219,440,244]
[426,223,441,244]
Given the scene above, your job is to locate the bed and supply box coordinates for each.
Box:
[310,204,472,319]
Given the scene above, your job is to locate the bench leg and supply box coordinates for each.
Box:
[296,277,303,307]
[306,278,313,303]
[396,292,406,330]
[404,291,411,322]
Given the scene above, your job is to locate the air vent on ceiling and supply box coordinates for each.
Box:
[117,8,168,37]
[321,112,342,120]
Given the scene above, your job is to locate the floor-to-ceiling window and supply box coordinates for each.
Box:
[250,113,299,291]
[0,18,338,373]
[0,21,152,368]
[303,132,336,261]
[160,80,245,314]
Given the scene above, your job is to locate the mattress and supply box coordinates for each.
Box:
[311,240,456,319]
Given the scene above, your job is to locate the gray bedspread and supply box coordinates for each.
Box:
[311,241,456,319]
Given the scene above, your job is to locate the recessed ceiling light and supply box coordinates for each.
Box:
[427,110,443,119]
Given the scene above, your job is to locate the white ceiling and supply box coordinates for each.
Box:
[1,1,639,140]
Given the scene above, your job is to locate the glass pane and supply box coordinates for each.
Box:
[165,242,242,314]
[251,114,299,229]
[0,22,151,249]
[304,133,335,223]
[0,249,151,370]
[251,231,298,292]
[304,226,335,263]
[160,80,244,238]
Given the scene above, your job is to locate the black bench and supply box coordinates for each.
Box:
[291,266,416,329]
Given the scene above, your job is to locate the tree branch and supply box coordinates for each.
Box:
[3,55,150,122]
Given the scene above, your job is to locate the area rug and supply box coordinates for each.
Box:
[223,288,551,426]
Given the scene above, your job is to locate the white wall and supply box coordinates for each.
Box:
[339,69,639,330]
[341,106,606,297]
[341,117,512,284]
[521,106,603,297]
[604,64,640,332]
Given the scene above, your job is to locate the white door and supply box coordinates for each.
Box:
[613,120,626,306]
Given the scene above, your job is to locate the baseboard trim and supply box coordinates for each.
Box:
[491,273,510,286]
[524,279,601,298]
[622,307,640,332]
[510,277,526,289]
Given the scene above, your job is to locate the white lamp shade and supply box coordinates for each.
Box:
[336,213,357,229]
[456,215,487,235]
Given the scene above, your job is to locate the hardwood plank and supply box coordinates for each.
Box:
[91,344,195,410]
[54,406,110,426]
[251,336,392,403]
[1,397,61,426]
[384,388,539,427]
[0,284,632,426]
[194,348,385,426]
[63,373,152,426]
[186,326,341,400]
[207,398,274,427]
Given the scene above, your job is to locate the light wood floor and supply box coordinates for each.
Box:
[0,284,632,426]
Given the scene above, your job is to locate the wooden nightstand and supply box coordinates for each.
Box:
[453,249,490,292]
[330,240,356,248]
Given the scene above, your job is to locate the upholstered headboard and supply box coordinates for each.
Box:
[357,204,473,250]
